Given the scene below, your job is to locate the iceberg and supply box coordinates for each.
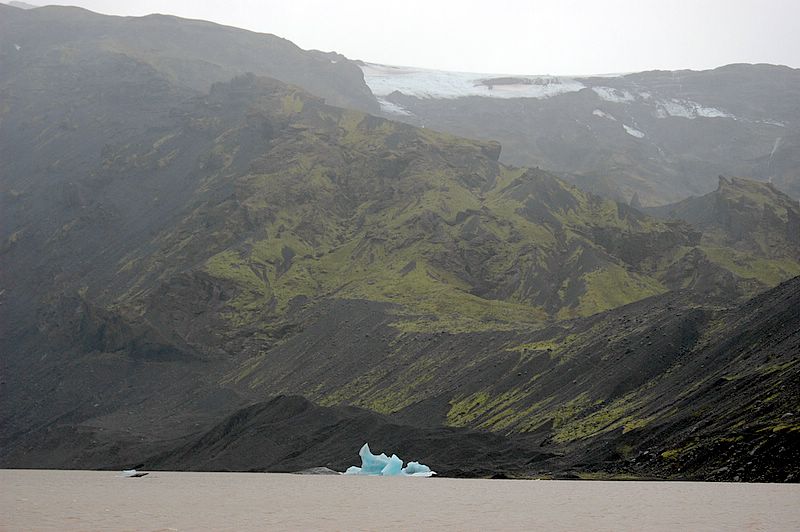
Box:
[344,443,436,477]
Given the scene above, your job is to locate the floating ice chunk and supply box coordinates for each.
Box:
[403,461,434,477]
[344,443,436,477]
[359,444,391,474]
[382,454,403,476]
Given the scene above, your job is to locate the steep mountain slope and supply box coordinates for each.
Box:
[647,176,800,258]
[2,9,798,481]
[175,275,800,482]
[365,63,800,204]
[645,176,800,297]
[2,54,737,338]
[146,395,552,477]
[0,3,377,113]
[4,277,797,481]
[159,276,800,482]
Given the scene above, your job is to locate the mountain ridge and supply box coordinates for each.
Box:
[364,61,800,204]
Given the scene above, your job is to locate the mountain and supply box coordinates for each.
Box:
[0,3,377,113]
[644,175,800,298]
[1,7,798,481]
[363,63,800,205]
[4,278,798,481]
[647,176,800,258]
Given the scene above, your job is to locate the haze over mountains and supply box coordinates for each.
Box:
[1,4,798,482]
[363,62,800,205]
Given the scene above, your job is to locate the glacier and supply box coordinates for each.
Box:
[360,62,585,100]
[344,443,436,477]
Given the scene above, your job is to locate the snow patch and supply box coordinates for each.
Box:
[656,99,733,119]
[592,109,617,121]
[592,86,635,103]
[376,97,412,116]
[769,137,782,158]
[623,124,645,138]
[360,62,585,100]
[696,106,731,118]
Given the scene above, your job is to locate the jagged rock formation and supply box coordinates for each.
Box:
[647,176,800,258]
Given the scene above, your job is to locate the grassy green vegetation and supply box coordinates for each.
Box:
[701,246,800,286]
[98,78,798,448]
[446,389,561,432]
[121,85,798,337]
[562,266,666,318]
[551,392,655,443]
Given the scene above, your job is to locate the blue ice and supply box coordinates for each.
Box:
[344,443,436,477]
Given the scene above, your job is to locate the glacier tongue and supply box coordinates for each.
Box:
[344,443,436,477]
[361,62,584,100]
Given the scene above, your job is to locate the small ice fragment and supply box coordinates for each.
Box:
[403,461,434,477]
[121,469,148,478]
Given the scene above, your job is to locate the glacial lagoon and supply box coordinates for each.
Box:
[2,469,798,531]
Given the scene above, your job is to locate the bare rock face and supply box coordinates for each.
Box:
[662,248,745,297]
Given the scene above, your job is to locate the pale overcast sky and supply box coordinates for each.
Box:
[20,0,800,74]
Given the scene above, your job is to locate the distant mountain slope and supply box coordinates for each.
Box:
[364,63,800,204]
[0,3,377,113]
[646,176,800,258]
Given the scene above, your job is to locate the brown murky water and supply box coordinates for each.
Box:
[1,469,798,531]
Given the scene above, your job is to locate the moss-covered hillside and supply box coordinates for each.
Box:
[13,73,782,344]
[2,17,799,481]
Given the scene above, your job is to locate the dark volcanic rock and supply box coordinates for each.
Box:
[146,395,551,477]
